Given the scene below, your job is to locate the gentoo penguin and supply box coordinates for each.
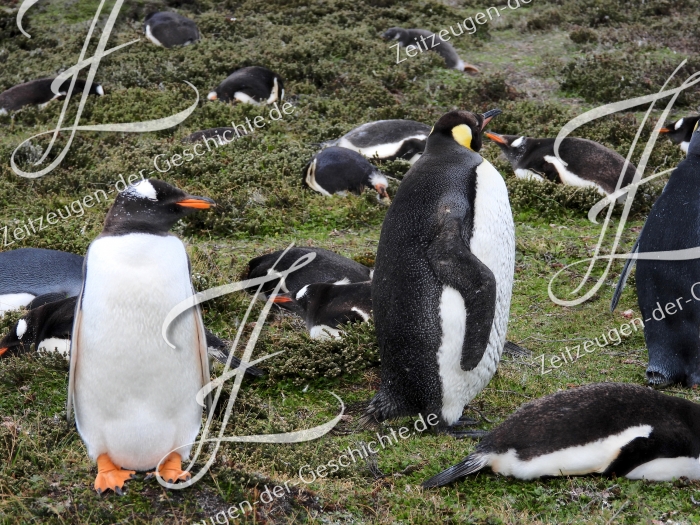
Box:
[303,147,390,202]
[0,248,84,315]
[143,12,200,48]
[0,78,104,114]
[181,127,248,144]
[422,383,700,486]
[207,66,284,105]
[659,116,699,154]
[329,120,431,164]
[363,109,515,430]
[68,179,215,494]
[612,121,700,386]
[0,295,264,376]
[273,281,373,340]
[485,132,637,197]
[381,27,479,73]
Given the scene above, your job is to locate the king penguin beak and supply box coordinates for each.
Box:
[177,196,216,209]
[481,109,502,129]
[484,131,508,145]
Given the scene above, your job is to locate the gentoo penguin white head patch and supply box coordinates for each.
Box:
[16,319,27,339]
[428,109,501,152]
[127,180,158,200]
[484,132,529,163]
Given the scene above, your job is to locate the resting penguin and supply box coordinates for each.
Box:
[143,12,200,48]
[381,27,479,73]
[485,132,637,197]
[207,66,284,105]
[0,248,84,315]
[328,119,431,164]
[659,116,699,154]
[0,78,104,114]
[611,121,700,387]
[303,147,390,202]
[422,383,700,486]
[67,179,215,494]
[363,109,515,431]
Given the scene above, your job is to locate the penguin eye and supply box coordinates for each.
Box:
[451,124,473,150]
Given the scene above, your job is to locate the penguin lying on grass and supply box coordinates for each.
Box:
[208,66,284,105]
[485,132,637,197]
[0,78,103,114]
[328,119,431,164]
[422,383,700,487]
[303,147,390,203]
[659,115,699,154]
[364,108,515,433]
[381,27,479,73]
[144,12,200,48]
[68,179,216,494]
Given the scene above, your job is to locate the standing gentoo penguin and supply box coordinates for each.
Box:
[0,78,104,114]
[328,120,431,164]
[422,383,700,486]
[207,67,284,105]
[0,248,84,315]
[659,115,699,154]
[67,179,215,494]
[143,12,200,48]
[363,109,515,429]
[303,147,390,202]
[381,27,479,73]
[485,132,637,197]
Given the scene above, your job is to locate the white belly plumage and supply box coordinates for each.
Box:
[543,155,608,196]
[73,234,204,471]
[337,134,427,163]
[436,160,515,424]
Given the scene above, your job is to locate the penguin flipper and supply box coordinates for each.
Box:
[610,235,640,312]
[66,293,83,423]
[427,221,497,371]
[421,451,490,488]
[194,306,212,412]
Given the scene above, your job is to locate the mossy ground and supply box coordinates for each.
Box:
[1,0,699,523]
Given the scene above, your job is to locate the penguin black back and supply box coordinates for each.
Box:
[381,27,479,73]
[0,78,104,113]
[334,120,431,163]
[207,66,284,105]
[144,12,200,48]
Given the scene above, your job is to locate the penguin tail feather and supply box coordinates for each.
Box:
[421,452,490,488]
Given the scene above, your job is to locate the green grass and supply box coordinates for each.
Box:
[2,0,700,523]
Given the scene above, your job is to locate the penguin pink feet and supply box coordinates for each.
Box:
[147,452,191,484]
[94,454,136,495]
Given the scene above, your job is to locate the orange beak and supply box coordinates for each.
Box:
[485,131,508,145]
[177,196,216,209]
[658,128,670,133]
[271,295,293,304]
[0,347,8,357]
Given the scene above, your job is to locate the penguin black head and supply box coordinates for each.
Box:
[0,317,32,357]
[659,116,699,148]
[429,109,501,153]
[483,132,528,163]
[102,179,216,236]
[381,27,409,44]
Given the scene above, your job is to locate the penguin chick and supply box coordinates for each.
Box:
[659,116,699,154]
[207,66,284,105]
[381,27,479,73]
[143,12,200,48]
[422,383,700,487]
[303,147,390,202]
[365,108,514,430]
[329,119,431,164]
[485,132,637,197]
[0,78,104,114]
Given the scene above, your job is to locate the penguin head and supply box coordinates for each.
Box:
[686,119,700,157]
[659,116,699,145]
[0,317,34,357]
[428,109,501,153]
[102,179,216,236]
[368,172,390,204]
[484,132,528,163]
[381,27,408,44]
[60,78,104,97]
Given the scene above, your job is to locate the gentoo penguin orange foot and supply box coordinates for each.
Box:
[208,66,284,105]
[94,454,136,495]
[145,452,191,483]
[381,27,479,73]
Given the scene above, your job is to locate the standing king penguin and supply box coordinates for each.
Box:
[67,179,215,494]
[364,109,515,429]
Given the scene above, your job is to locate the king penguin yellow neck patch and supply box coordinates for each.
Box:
[452,124,473,150]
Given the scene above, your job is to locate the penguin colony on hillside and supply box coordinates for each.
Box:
[2,4,700,501]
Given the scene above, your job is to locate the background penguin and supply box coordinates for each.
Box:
[328,119,431,164]
[659,115,699,154]
[207,66,284,105]
[485,132,637,197]
[381,27,479,73]
[143,12,200,48]
[181,127,248,144]
[363,109,515,431]
[422,383,700,486]
[0,248,84,315]
[303,147,390,202]
[68,179,215,494]
[0,78,104,114]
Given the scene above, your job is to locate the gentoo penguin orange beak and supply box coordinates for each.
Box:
[0,347,8,356]
[271,295,294,304]
[484,131,508,144]
[176,196,216,209]
[480,109,502,129]
[658,128,670,133]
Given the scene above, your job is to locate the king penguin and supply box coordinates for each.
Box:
[143,12,200,48]
[422,383,700,486]
[0,78,104,114]
[363,109,515,430]
[67,179,215,494]
[659,116,699,154]
[381,27,479,73]
[207,66,284,105]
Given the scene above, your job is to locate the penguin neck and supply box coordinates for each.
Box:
[101,216,175,237]
[427,133,482,159]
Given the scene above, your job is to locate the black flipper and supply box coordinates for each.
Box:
[503,341,530,357]
[422,451,490,488]
[204,328,265,377]
[610,235,640,312]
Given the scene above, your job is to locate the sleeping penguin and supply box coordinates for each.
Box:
[67,179,215,494]
[143,12,200,48]
[0,78,104,114]
[423,383,700,486]
[659,116,699,154]
[485,132,637,197]
[207,66,284,105]
[363,109,515,431]
[303,147,390,202]
[381,27,479,73]
[328,119,431,164]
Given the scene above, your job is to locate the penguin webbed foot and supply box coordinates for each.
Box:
[94,454,136,495]
[147,452,191,484]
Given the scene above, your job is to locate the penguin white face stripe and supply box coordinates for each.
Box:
[543,155,608,196]
[351,307,371,322]
[296,285,310,300]
[130,180,158,200]
[510,136,525,148]
[625,456,700,481]
[675,118,685,131]
[16,319,28,339]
